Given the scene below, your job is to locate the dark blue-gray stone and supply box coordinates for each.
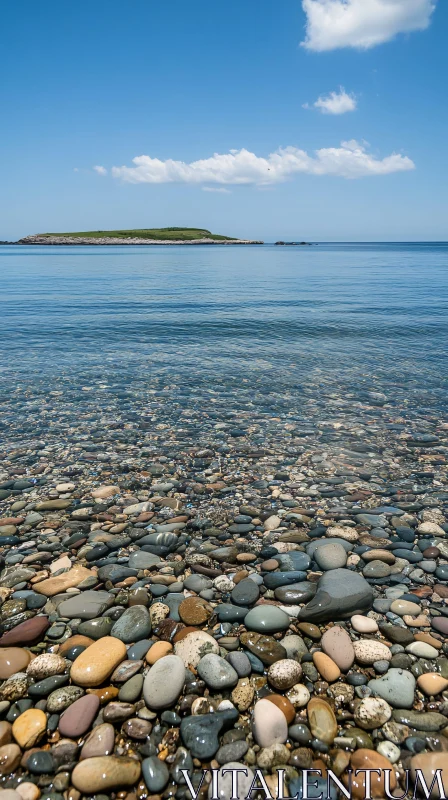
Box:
[180,708,238,759]
[299,568,373,623]
[216,604,248,622]
[230,578,259,606]
[264,571,307,589]
[142,756,169,793]
[110,605,151,643]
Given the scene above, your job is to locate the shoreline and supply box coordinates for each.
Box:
[16,235,264,246]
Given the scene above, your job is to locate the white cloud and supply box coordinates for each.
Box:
[301,0,437,51]
[308,87,357,114]
[110,142,414,185]
[202,186,231,193]
[93,165,107,175]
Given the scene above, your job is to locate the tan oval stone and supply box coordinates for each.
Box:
[350,749,396,799]
[417,673,448,696]
[12,709,46,749]
[34,565,95,597]
[307,698,337,744]
[410,753,448,799]
[70,636,126,687]
[91,485,120,499]
[145,641,172,664]
[0,648,31,680]
[351,615,378,634]
[71,755,141,793]
[313,652,341,682]
[231,678,254,712]
[16,783,41,800]
[363,549,395,564]
[390,599,421,617]
[0,744,21,776]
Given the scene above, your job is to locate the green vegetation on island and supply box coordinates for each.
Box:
[40,227,236,241]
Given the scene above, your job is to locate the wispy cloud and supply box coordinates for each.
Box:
[306,87,357,115]
[93,165,107,176]
[109,142,414,185]
[301,0,437,51]
[202,186,231,193]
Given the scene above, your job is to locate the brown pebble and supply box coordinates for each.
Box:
[12,709,46,749]
[265,694,295,724]
[86,685,119,704]
[178,597,212,626]
[0,648,31,680]
[349,749,396,798]
[0,744,21,776]
[261,559,280,571]
[0,722,12,747]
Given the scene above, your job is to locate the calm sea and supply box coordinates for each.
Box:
[1,243,447,421]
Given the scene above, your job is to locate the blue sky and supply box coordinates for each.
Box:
[1,0,446,241]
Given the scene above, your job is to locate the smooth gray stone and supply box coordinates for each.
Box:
[226,651,252,677]
[57,590,113,620]
[231,578,259,606]
[197,654,239,690]
[299,568,373,623]
[275,552,311,571]
[183,575,213,592]
[306,538,353,557]
[118,674,144,703]
[142,756,169,793]
[128,551,161,569]
[244,605,290,633]
[314,542,347,571]
[368,669,416,708]
[263,571,307,589]
[110,605,152,643]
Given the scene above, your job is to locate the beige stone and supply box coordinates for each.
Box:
[71,756,141,793]
[307,698,337,744]
[12,709,46,749]
[34,565,95,596]
[145,641,172,664]
[417,673,448,696]
[71,636,126,687]
[313,652,341,682]
[410,753,448,799]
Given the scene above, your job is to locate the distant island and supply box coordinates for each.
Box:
[275,241,313,246]
[18,227,263,245]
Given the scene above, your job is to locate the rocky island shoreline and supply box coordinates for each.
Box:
[18,236,264,246]
[0,384,448,799]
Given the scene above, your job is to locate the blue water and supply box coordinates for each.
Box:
[0,243,447,429]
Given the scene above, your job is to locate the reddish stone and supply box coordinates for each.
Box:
[0,617,49,647]
[59,694,100,737]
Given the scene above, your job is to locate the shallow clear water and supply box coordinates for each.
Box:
[0,242,447,435]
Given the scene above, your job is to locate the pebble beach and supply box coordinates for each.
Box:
[0,242,448,799]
